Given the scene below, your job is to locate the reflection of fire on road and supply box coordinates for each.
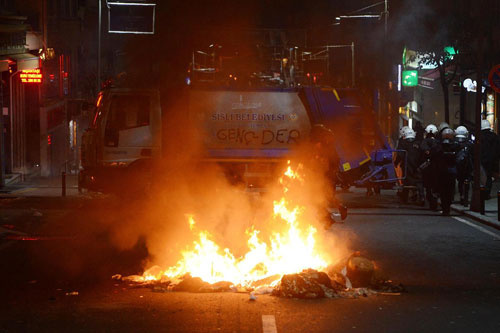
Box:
[118,161,404,297]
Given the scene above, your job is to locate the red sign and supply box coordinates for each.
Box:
[20,69,42,83]
[489,65,500,93]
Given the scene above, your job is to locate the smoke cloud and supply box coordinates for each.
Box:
[100,97,352,276]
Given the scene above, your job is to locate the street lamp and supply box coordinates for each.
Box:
[334,0,388,36]
[335,15,381,20]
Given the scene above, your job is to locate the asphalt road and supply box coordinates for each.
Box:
[1,195,500,332]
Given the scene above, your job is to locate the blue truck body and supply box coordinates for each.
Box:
[300,87,400,187]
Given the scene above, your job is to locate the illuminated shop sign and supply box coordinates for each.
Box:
[20,69,42,83]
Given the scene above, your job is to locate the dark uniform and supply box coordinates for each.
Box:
[419,136,439,210]
[396,137,423,203]
[309,125,347,227]
[455,137,473,205]
[432,133,459,215]
[480,129,500,199]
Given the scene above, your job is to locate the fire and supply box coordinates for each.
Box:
[139,162,329,287]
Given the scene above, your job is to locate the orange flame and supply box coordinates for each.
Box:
[140,162,329,287]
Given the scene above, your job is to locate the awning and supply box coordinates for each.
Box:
[9,53,39,71]
[0,58,10,72]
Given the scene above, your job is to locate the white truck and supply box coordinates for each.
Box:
[79,86,311,192]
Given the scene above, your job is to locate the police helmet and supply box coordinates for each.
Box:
[403,127,416,140]
[455,126,468,139]
[399,126,409,138]
[438,122,450,132]
[481,119,492,131]
[425,124,438,134]
[441,128,455,140]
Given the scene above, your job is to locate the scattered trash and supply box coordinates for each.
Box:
[122,275,145,283]
[272,269,339,299]
[65,291,79,296]
[199,281,233,293]
[28,280,37,284]
[231,286,253,293]
[346,254,375,288]
[152,285,169,293]
[378,292,401,296]
[117,252,405,299]
[172,275,209,292]
[254,286,274,295]
[340,266,353,289]
[32,211,43,217]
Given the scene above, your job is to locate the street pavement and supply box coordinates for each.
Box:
[451,180,500,230]
[1,190,500,332]
[0,175,80,198]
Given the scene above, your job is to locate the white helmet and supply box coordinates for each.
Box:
[438,122,450,132]
[399,125,409,138]
[425,124,438,134]
[455,126,468,139]
[481,119,492,131]
[403,127,416,140]
[441,128,455,141]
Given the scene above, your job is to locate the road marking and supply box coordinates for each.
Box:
[262,315,277,333]
[453,217,500,240]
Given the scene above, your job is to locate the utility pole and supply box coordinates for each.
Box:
[0,77,4,187]
[351,42,355,87]
[384,0,388,37]
[470,37,484,213]
[97,0,101,93]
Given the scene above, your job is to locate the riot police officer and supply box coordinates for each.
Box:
[437,122,450,141]
[419,124,439,210]
[480,119,500,199]
[396,126,410,150]
[455,126,473,206]
[309,124,347,227]
[397,128,424,204]
[433,128,459,216]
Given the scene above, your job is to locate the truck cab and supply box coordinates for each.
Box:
[79,88,161,192]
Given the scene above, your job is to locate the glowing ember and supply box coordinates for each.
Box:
[138,161,330,287]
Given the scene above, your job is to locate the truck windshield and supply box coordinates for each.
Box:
[106,94,150,130]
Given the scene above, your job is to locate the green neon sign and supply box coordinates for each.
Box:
[402,70,418,86]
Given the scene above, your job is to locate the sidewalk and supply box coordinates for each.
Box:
[0,174,80,198]
[451,180,500,230]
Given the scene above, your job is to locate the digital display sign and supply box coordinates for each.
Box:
[20,69,42,83]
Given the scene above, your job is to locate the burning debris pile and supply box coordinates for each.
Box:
[272,269,340,299]
[115,253,404,298]
[272,253,405,299]
[116,162,404,299]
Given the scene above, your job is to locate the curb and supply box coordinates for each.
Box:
[451,204,500,231]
